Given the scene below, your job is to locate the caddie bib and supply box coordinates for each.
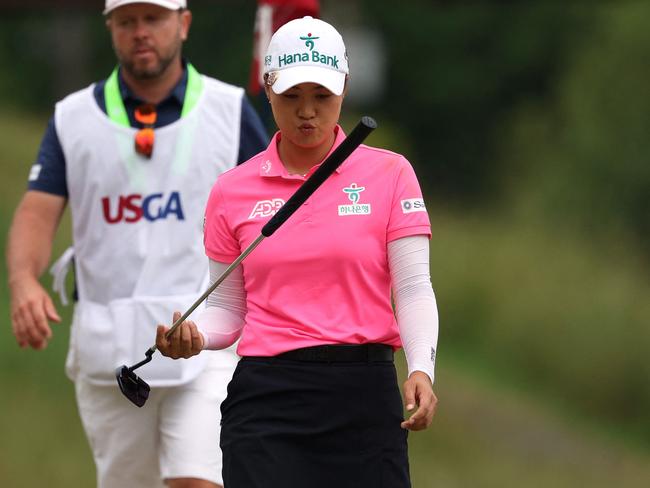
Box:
[54,68,243,386]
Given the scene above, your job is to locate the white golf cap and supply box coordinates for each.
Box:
[264,16,349,96]
[104,0,186,15]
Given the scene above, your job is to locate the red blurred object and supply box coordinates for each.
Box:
[248,0,320,96]
[134,103,157,158]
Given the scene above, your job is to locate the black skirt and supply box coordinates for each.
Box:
[220,352,411,488]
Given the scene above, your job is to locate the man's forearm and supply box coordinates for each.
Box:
[7,192,66,286]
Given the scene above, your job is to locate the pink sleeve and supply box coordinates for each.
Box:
[204,180,241,262]
[386,156,431,242]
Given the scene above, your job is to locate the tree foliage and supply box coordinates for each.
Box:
[502,2,650,248]
[359,0,596,202]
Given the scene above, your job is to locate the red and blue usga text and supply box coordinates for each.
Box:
[101,192,185,223]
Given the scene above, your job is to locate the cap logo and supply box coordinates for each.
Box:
[300,33,319,51]
[277,50,340,70]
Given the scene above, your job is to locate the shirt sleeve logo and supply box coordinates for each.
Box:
[401,198,426,214]
[338,183,371,216]
[28,164,42,182]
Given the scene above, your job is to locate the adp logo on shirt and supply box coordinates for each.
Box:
[101,191,185,224]
[248,198,285,219]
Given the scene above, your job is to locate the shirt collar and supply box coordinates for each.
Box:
[259,125,348,179]
[117,59,188,107]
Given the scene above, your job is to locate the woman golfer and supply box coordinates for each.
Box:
[157,16,439,488]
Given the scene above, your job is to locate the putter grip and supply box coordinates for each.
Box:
[261,116,377,237]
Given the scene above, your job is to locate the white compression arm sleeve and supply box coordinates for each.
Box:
[196,259,247,350]
[388,235,439,383]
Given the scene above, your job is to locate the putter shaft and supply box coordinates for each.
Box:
[153,234,266,352]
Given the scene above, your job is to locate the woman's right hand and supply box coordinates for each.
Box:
[156,311,204,359]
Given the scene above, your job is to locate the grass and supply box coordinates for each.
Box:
[1,111,649,487]
[427,210,650,447]
[405,354,650,488]
[0,111,90,486]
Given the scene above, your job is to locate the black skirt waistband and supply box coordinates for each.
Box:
[243,343,394,363]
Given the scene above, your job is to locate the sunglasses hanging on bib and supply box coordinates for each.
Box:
[134,103,157,158]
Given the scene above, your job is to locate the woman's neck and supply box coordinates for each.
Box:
[278,131,336,175]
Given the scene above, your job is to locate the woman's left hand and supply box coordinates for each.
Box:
[401,371,437,431]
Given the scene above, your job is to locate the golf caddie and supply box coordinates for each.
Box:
[6,1,267,487]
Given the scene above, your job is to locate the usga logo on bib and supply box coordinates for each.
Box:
[102,191,185,224]
[338,183,371,216]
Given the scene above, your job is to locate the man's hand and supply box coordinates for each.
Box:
[7,191,66,350]
[156,311,204,359]
[401,371,437,431]
[10,276,61,350]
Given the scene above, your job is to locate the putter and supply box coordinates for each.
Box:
[117,116,378,407]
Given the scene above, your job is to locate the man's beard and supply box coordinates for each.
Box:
[119,43,180,81]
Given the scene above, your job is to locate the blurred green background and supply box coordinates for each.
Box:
[1,0,649,486]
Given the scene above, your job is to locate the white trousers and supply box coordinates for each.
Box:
[75,348,238,488]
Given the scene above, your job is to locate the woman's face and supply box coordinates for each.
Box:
[266,82,344,150]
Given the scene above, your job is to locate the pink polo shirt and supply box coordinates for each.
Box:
[204,126,431,356]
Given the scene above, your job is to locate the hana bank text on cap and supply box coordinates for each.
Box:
[264,16,349,96]
[104,0,187,15]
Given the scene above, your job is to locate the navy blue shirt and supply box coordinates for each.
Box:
[29,65,269,197]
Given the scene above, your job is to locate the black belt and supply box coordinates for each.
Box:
[244,344,394,363]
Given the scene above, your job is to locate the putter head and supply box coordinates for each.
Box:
[115,365,151,407]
